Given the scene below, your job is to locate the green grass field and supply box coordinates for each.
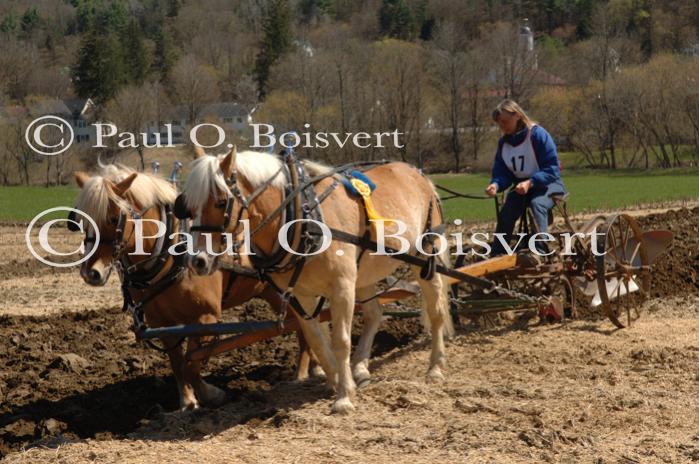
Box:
[2,169,699,222]
[433,169,699,221]
[0,185,80,222]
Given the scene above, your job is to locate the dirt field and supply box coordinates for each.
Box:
[1,207,698,463]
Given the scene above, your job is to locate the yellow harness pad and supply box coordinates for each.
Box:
[349,178,396,234]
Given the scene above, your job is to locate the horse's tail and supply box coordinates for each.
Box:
[420,179,455,339]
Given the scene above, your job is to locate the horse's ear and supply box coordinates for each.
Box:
[193,145,205,158]
[112,172,138,197]
[75,171,90,188]
[220,146,237,177]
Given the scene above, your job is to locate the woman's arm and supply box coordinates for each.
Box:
[530,126,561,187]
[490,138,515,192]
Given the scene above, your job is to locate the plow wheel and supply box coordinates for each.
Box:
[595,214,651,328]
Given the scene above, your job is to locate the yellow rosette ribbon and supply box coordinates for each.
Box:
[349,178,396,235]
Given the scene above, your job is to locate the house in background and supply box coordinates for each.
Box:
[146,102,253,145]
[26,98,97,144]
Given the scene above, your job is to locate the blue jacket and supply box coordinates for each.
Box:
[490,125,562,192]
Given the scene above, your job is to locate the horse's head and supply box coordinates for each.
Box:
[175,146,246,276]
[72,167,176,285]
[73,170,137,285]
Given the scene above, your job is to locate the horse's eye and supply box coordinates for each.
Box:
[215,199,227,209]
[109,217,119,225]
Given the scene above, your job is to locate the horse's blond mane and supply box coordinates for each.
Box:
[183,150,333,214]
[76,164,177,226]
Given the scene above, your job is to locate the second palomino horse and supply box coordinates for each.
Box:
[177,148,453,414]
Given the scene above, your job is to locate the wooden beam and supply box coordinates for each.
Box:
[446,254,518,284]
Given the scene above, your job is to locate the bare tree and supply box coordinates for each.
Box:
[105,83,158,171]
[0,39,40,102]
[482,22,539,102]
[169,54,221,125]
[370,39,425,165]
[3,117,32,185]
[431,20,467,171]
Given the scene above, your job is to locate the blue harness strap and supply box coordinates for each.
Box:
[340,170,377,197]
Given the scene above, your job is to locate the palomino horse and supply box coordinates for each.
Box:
[178,148,453,414]
[73,165,318,410]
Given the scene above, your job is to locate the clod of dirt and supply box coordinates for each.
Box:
[46,354,91,374]
[36,418,68,438]
[0,419,36,440]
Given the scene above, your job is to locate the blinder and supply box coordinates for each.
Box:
[174,194,192,219]
[66,210,81,232]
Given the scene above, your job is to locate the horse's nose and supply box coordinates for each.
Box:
[193,255,208,273]
[86,269,103,285]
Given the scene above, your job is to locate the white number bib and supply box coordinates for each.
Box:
[501,126,540,179]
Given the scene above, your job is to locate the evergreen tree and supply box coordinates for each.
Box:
[76,0,128,34]
[575,0,597,40]
[73,28,127,103]
[122,19,151,84]
[20,7,40,36]
[415,0,434,40]
[0,12,18,36]
[254,0,293,99]
[153,24,178,80]
[299,0,330,25]
[379,0,415,41]
[167,0,181,18]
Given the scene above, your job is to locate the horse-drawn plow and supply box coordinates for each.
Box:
[135,186,673,362]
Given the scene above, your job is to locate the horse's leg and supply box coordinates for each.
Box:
[295,328,325,379]
[185,316,227,407]
[329,279,357,414]
[351,285,383,388]
[294,329,312,381]
[165,336,199,410]
[311,324,328,377]
[292,294,337,389]
[259,285,318,381]
[413,266,452,381]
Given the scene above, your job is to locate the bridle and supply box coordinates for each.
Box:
[184,164,285,253]
[72,203,166,280]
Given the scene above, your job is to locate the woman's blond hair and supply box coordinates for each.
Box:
[492,99,536,129]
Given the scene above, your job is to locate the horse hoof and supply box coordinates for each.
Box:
[353,369,372,389]
[426,366,444,382]
[179,401,200,412]
[331,397,355,415]
[356,377,371,389]
[311,365,326,378]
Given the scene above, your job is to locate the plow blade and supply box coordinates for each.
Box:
[617,229,673,267]
[590,277,640,307]
[641,230,673,264]
[575,228,672,303]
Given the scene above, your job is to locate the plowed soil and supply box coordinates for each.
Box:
[1,207,698,463]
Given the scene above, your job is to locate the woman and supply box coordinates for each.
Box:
[485,99,565,256]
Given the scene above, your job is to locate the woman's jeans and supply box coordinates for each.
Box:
[491,180,565,256]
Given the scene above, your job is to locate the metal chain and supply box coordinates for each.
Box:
[452,275,548,309]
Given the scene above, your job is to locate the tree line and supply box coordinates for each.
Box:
[1,0,699,185]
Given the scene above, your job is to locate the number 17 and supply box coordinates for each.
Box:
[510,155,524,172]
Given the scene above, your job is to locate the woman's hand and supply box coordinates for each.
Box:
[514,179,533,195]
[485,183,498,197]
